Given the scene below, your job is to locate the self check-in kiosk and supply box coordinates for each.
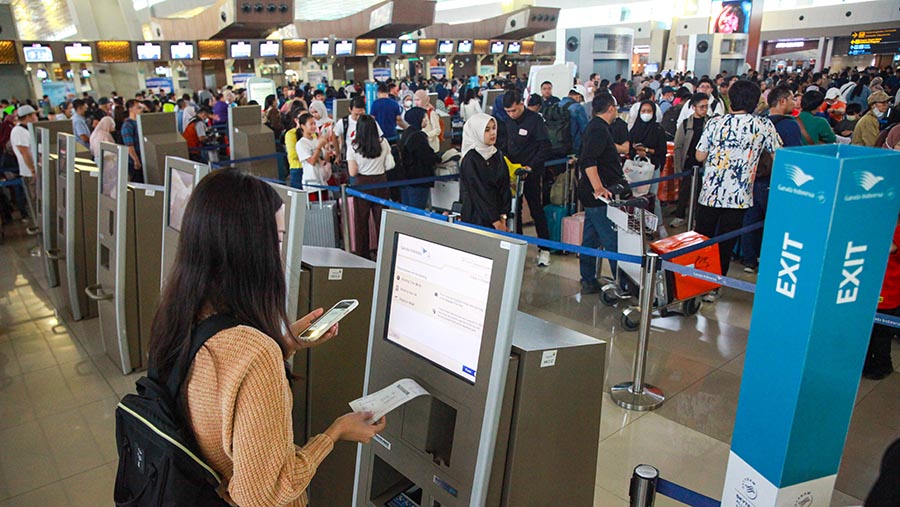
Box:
[56,133,99,321]
[160,157,210,285]
[36,126,62,288]
[228,105,278,180]
[138,112,189,185]
[265,181,308,322]
[27,120,70,255]
[354,211,526,507]
[352,211,606,507]
[89,142,164,374]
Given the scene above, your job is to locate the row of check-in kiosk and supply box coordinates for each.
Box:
[25,105,609,507]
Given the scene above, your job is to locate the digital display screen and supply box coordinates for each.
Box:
[710,0,752,34]
[310,39,330,56]
[379,40,397,55]
[384,233,493,384]
[507,42,521,54]
[438,40,454,54]
[335,40,354,56]
[58,142,67,177]
[36,69,49,79]
[401,40,418,55]
[24,44,53,63]
[170,42,194,60]
[136,43,162,61]
[65,44,93,62]
[456,40,472,53]
[259,41,280,57]
[101,150,118,200]
[230,42,252,59]
[167,168,194,232]
[849,28,900,56]
[490,41,505,54]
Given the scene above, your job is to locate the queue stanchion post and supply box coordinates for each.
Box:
[687,165,700,231]
[611,251,665,411]
[629,464,659,507]
[340,184,352,253]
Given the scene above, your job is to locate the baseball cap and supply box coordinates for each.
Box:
[569,84,586,98]
[868,91,890,105]
[16,105,36,118]
[661,86,676,95]
[824,88,841,101]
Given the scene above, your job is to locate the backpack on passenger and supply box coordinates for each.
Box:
[113,315,241,507]
[542,101,575,158]
[874,122,899,149]
[661,103,684,140]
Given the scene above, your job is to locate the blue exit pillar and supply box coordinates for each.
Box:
[722,145,900,507]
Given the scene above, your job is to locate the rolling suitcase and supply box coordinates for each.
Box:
[562,212,585,246]
[544,204,568,243]
[304,191,340,248]
[430,159,460,212]
[343,196,380,255]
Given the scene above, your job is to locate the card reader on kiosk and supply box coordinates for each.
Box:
[354,211,527,507]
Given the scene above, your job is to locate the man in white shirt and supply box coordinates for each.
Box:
[334,96,383,163]
[677,78,725,124]
[10,105,39,218]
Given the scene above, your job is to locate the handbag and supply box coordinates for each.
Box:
[622,156,656,197]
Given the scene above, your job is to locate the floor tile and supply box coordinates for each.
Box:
[38,406,109,479]
[600,392,647,441]
[20,360,115,418]
[655,368,742,444]
[61,462,116,507]
[830,489,864,506]
[0,422,60,499]
[0,375,36,431]
[593,484,629,506]
[3,482,69,507]
[0,342,21,379]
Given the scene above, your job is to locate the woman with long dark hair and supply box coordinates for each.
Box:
[347,115,394,259]
[398,107,440,209]
[149,170,385,506]
[460,88,483,121]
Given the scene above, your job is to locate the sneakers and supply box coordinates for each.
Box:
[743,265,757,274]
[669,217,686,228]
[537,249,551,267]
[702,289,720,303]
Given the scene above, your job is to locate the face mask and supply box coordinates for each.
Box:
[846,115,858,121]
[404,100,413,108]
[640,113,653,123]
[874,109,885,119]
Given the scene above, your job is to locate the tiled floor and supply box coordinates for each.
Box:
[1,222,898,506]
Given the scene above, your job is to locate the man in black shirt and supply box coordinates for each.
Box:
[578,93,628,294]
[502,89,553,267]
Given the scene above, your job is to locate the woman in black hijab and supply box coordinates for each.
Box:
[628,100,667,171]
[398,107,440,208]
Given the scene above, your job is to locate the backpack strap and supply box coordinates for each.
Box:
[796,116,817,145]
[165,314,243,402]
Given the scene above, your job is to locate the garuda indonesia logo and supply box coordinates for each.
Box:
[785,165,814,187]
[855,171,884,191]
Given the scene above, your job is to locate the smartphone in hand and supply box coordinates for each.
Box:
[299,299,359,341]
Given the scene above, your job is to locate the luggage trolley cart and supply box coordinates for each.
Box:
[598,192,706,331]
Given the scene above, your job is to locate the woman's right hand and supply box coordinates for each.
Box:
[325,412,387,444]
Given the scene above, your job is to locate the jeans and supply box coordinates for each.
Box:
[741,179,769,267]
[401,186,430,209]
[580,206,619,284]
[288,168,303,189]
[695,204,746,277]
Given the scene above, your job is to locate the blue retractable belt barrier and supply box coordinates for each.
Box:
[656,478,721,507]
[661,261,758,294]
[628,169,693,188]
[345,187,452,222]
[211,152,286,169]
[353,173,460,191]
[0,179,24,188]
[658,222,764,261]
[874,312,900,329]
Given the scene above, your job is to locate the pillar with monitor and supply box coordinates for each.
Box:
[89,142,164,375]
[353,211,527,507]
[56,133,99,321]
[160,157,210,285]
[137,112,189,185]
[228,105,278,179]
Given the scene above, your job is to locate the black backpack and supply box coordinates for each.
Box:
[114,315,241,506]
[542,101,575,157]
[661,104,684,140]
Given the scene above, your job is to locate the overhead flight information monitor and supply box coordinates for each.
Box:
[259,40,280,57]
[335,40,354,56]
[169,42,194,60]
[401,40,418,55]
[310,39,330,57]
[438,40,454,54]
[378,40,397,55]
[24,43,53,63]
[490,41,505,54]
[385,233,493,383]
[230,41,252,59]
[65,43,93,62]
[136,43,162,61]
[457,40,473,54]
[507,41,521,54]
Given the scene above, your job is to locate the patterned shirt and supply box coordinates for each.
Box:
[696,113,781,209]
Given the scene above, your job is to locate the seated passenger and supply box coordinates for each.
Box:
[148,170,385,506]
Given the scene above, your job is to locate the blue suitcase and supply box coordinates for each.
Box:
[544,204,568,243]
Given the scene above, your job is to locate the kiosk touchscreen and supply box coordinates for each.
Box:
[228,105,278,179]
[57,133,99,321]
[160,157,210,287]
[354,211,527,507]
[137,112,188,185]
[91,142,164,374]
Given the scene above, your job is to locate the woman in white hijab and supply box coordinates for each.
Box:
[90,116,116,161]
[308,100,332,133]
[459,113,511,230]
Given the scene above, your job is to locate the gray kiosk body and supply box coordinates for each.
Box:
[265,182,308,322]
[291,246,376,507]
[27,121,70,275]
[56,133,99,321]
[228,105,278,179]
[354,211,527,507]
[138,112,189,185]
[334,98,351,121]
[160,157,210,287]
[36,127,61,287]
[481,90,503,116]
[90,142,164,374]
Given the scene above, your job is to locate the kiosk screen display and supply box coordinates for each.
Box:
[24,44,53,63]
[101,151,118,200]
[438,40,454,54]
[456,40,473,53]
[401,40,417,55]
[310,40,330,56]
[170,42,194,60]
[384,233,493,383]
[230,42,252,59]
[65,44,93,62]
[137,43,162,61]
[490,41,505,54]
[335,40,354,56]
[168,169,194,232]
[379,40,397,55]
[58,143,67,177]
[259,41,280,57]
[507,42,521,54]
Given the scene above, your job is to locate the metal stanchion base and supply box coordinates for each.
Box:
[611,382,665,411]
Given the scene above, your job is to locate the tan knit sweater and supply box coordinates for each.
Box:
[185,325,334,507]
